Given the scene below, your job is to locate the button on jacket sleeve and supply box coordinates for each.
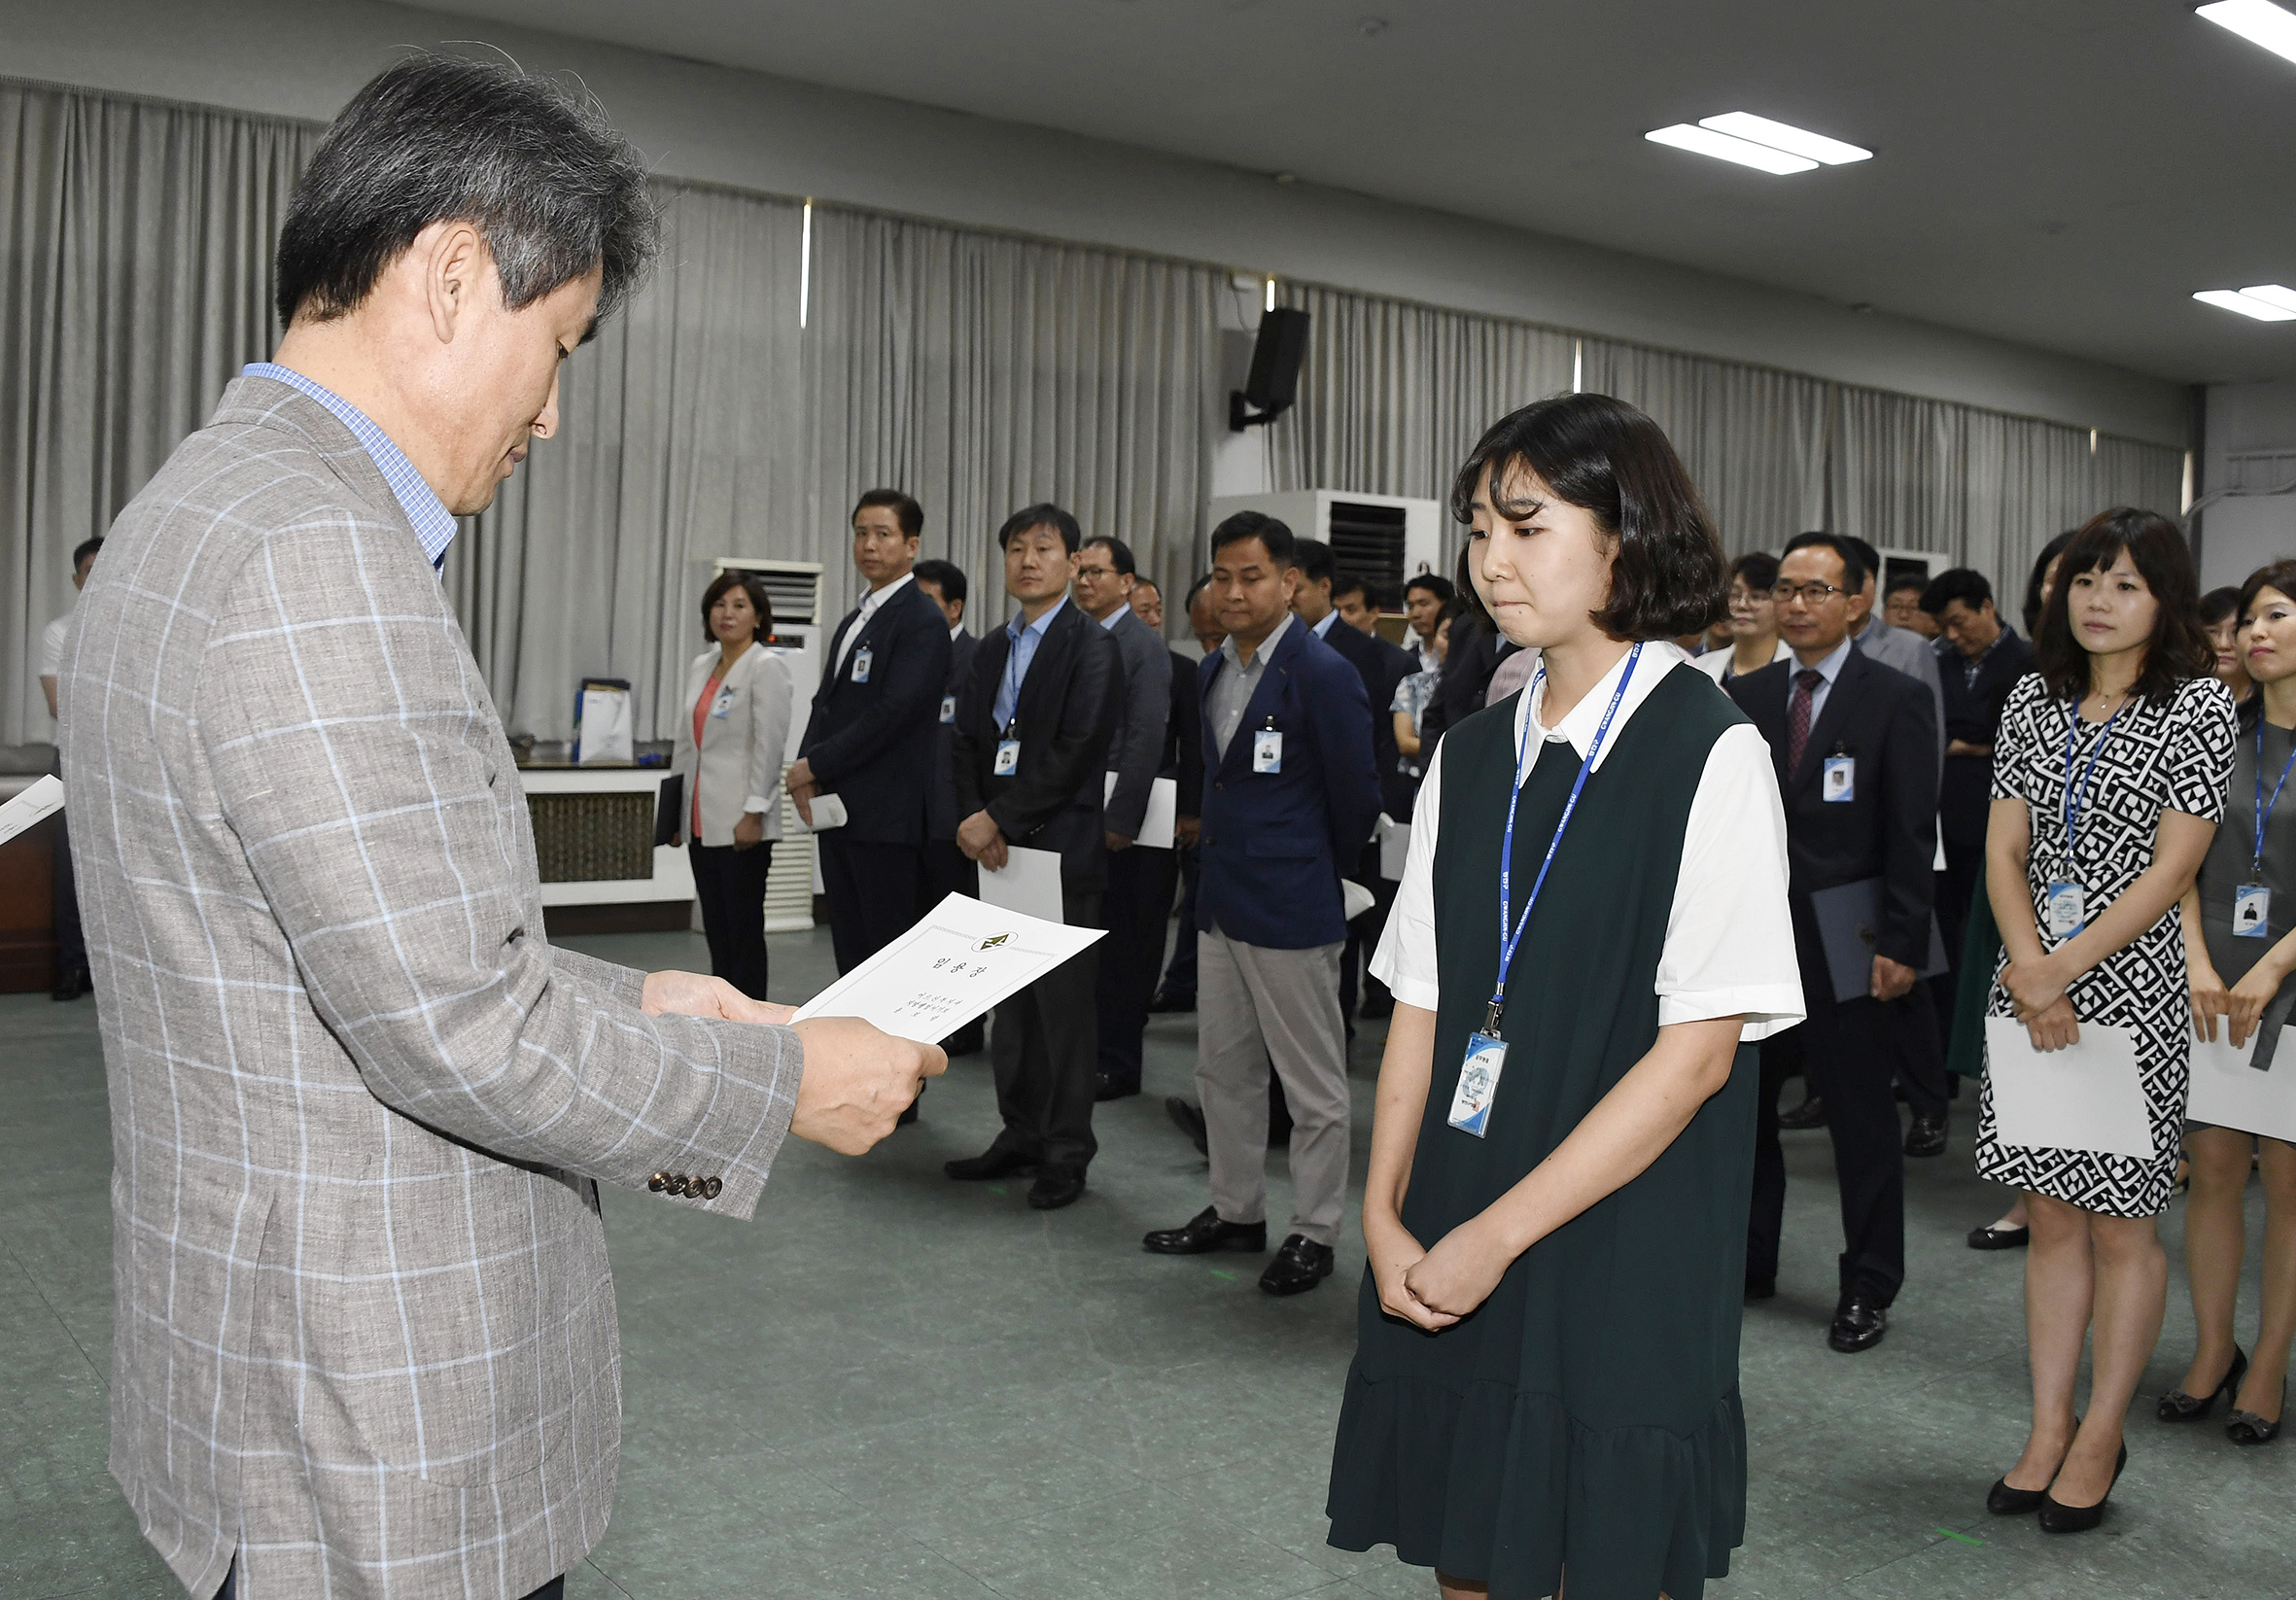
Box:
[198,527,803,1219]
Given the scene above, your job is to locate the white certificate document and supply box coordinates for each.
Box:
[802,793,849,831]
[793,892,1103,1043]
[1103,772,1177,850]
[1377,814,1410,882]
[1983,1017,2156,1161]
[978,844,1065,923]
[2188,1027,2296,1143]
[0,775,63,847]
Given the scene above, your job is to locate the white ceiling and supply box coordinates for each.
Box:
[420,0,2296,387]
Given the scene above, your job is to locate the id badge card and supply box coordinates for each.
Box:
[1446,1032,1507,1138]
[939,694,957,725]
[852,644,873,683]
[2043,880,2086,940]
[1252,729,1284,774]
[1822,755,1855,802]
[2236,884,2273,939]
[993,739,1021,776]
[710,688,735,720]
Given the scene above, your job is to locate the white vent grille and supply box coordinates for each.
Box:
[764,777,816,932]
[713,558,825,629]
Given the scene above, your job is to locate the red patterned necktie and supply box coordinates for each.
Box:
[1787,668,1822,774]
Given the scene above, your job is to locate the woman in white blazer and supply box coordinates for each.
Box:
[672,571,792,998]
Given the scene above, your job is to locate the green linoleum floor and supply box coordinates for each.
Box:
[2,922,2287,1599]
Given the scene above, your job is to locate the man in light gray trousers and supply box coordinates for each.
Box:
[59,55,938,1600]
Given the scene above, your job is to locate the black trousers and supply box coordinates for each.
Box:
[818,834,922,975]
[688,840,773,1000]
[1885,980,1948,1122]
[217,1561,561,1600]
[1096,845,1175,1091]
[1158,845,1201,1002]
[1933,839,1987,1042]
[1750,899,1906,1304]
[51,755,85,980]
[1338,843,1395,1023]
[990,888,1102,1173]
[919,838,985,1052]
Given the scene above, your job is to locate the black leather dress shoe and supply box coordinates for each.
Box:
[1745,1275,1776,1303]
[1986,1476,2049,1516]
[1026,1169,1087,1210]
[1904,1113,1947,1158]
[1165,1096,1209,1157]
[1259,1235,1335,1296]
[1777,1094,1827,1130]
[52,968,90,1002]
[1966,1221,2030,1250]
[2158,1345,2245,1421]
[1827,1294,1888,1353]
[1095,1071,1140,1102]
[1142,1206,1266,1255]
[2037,1443,2126,1533]
[944,1147,1040,1182]
[1147,991,1196,1014]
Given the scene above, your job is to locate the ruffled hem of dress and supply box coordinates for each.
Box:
[1325,1369,1745,1600]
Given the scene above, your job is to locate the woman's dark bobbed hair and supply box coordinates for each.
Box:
[1449,392,1727,642]
[699,569,775,644]
[2031,506,2211,702]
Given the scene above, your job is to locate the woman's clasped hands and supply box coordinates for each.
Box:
[1367,1210,1512,1331]
[2002,951,2080,1052]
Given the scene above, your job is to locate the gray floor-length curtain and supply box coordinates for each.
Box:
[1268,282,1577,514]
[1,81,318,744]
[803,206,1224,630]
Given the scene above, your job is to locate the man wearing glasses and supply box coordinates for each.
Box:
[1726,535,1938,1355]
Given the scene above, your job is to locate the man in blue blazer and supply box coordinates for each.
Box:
[789,490,953,977]
[1142,512,1379,1295]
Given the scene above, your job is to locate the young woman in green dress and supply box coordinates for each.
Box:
[1325,394,1804,1599]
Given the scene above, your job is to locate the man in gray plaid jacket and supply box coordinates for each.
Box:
[55,55,942,1600]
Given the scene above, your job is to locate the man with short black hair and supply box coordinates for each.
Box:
[1885,571,1939,639]
[1152,576,1223,1013]
[949,505,1122,1207]
[62,54,939,1600]
[1404,573,1455,672]
[1333,574,1380,636]
[1142,513,1378,1295]
[1130,574,1165,630]
[1072,535,1172,1099]
[792,490,954,978]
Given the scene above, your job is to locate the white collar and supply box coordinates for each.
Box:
[1515,640,1692,775]
[861,571,915,611]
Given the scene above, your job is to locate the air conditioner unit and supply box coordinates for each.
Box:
[1204,491,1447,608]
[707,557,825,932]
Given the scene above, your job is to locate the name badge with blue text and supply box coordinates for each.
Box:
[1252,729,1283,774]
[2044,880,2086,940]
[1446,1033,1507,1138]
[710,689,735,720]
[939,694,957,725]
[2236,884,2273,939]
[993,739,1021,776]
[852,644,873,684]
[1822,755,1855,802]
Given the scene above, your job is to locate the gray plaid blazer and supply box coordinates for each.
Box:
[59,376,803,1600]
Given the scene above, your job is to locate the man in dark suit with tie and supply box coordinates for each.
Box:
[789,490,953,977]
[1727,533,1937,1355]
[947,504,1122,1209]
[914,557,984,1055]
[1290,540,1414,1026]
[1920,569,2035,1042]
[1142,513,1379,1295]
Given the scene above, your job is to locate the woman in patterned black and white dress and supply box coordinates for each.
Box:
[1977,508,2236,1533]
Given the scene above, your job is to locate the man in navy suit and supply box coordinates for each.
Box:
[1727,534,1937,1355]
[789,490,953,976]
[1142,513,1379,1295]
[915,557,983,1055]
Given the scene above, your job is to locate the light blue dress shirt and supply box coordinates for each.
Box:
[993,595,1068,729]
[243,363,460,572]
[1789,635,1856,725]
[1310,609,1339,639]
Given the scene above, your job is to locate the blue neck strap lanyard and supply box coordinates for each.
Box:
[2061,697,2128,864]
[2254,718,2296,877]
[1486,643,1641,1038]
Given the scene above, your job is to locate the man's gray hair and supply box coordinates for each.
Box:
[275,52,659,330]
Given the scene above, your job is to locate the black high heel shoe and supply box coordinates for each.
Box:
[2227,1378,2286,1445]
[2036,1443,2127,1534]
[1988,1421,2078,1516]
[2158,1346,2247,1421]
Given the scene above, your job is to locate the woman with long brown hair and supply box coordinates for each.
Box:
[1977,508,2235,1531]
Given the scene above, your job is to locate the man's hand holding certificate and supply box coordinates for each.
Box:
[795,892,1104,1044]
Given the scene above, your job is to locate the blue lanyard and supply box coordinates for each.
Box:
[2254,718,2296,877]
[2061,697,2128,863]
[1487,643,1641,1037]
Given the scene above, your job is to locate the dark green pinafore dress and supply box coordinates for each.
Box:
[1326,665,1759,1600]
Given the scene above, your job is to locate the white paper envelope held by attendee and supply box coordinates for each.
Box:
[1982,1017,2155,1161]
[1102,772,1177,850]
[1377,815,1410,882]
[1341,879,1376,921]
[793,892,1103,1044]
[978,845,1065,924]
[802,793,849,831]
[2188,1027,2296,1143]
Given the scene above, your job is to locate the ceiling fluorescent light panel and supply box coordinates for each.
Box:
[2240,283,2296,313]
[2199,0,2296,66]
[1698,113,1872,165]
[1645,124,1817,175]
[2194,289,2296,322]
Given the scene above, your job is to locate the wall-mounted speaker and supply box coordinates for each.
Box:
[1230,307,1309,432]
